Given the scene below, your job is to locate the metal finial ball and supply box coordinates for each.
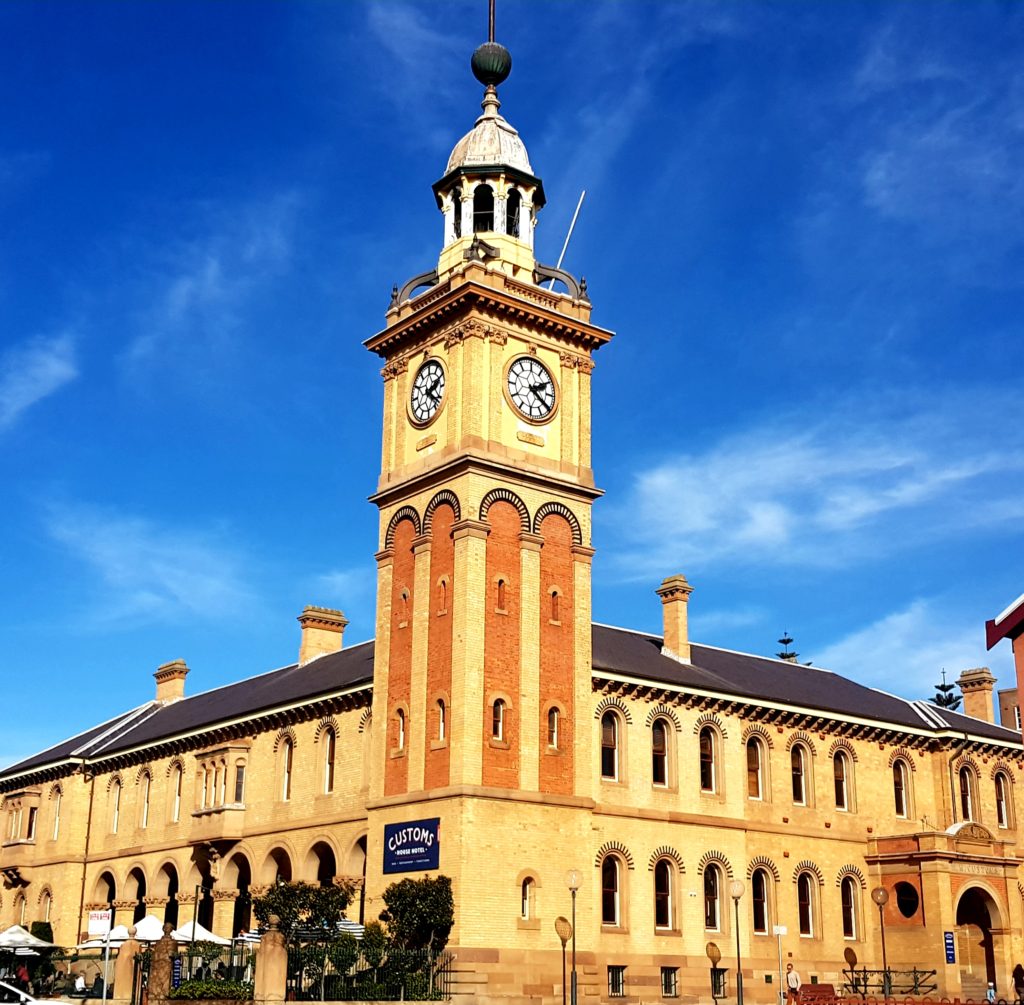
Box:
[472,42,511,86]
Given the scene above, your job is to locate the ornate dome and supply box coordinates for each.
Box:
[445,90,533,176]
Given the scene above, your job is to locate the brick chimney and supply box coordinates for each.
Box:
[958,666,997,723]
[656,574,694,663]
[298,606,349,665]
[154,659,189,704]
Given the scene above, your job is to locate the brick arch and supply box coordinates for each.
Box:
[273,727,297,752]
[106,773,124,792]
[693,712,728,739]
[35,884,53,907]
[836,865,867,890]
[314,717,339,742]
[645,705,682,733]
[48,783,62,801]
[594,841,635,870]
[742,723,775,749]
[135,765,153,784]
[385,506,421,548]
[595,696,632,724]
[166,756,185,778]
[534,502,582,545]
[828,738,858,762]
[953,753,981,776]
[479,488,530,532]
[424,490,461,534]
[888,747,917,771]
[697,851,734,878]
[991,761,1016,783]
[786,731,817,756]
[648,847,685,873]
[358,709,372,734]
[746,856,780,882]
[793,861,825,887]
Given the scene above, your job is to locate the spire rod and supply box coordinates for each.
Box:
[489,0,495,43]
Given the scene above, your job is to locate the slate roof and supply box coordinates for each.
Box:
[2,623,1018,784]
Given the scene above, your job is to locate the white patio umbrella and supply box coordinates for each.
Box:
[170,921,230,946]
[129,915,167,942]
[75,924,132,951]
[0,925,54,948]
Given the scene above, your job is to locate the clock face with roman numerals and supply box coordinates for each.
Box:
[410,359,445,425]
[507,356,557,421]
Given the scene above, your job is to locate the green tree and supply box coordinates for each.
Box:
[933,669,962,711]
[251,881,355,938]
[379,876,454,954]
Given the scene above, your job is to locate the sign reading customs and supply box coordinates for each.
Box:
[383,818,441,874]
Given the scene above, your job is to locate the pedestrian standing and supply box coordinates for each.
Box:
[987,982,996,1004]
[786,964,801,1005]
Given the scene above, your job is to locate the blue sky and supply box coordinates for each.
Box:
[2,1,1023,768]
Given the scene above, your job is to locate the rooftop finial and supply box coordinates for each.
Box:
[471,0,512,89]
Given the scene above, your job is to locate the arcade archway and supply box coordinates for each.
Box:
[956,886,1003,997]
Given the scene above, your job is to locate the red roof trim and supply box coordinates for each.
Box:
[986,598,1024,650]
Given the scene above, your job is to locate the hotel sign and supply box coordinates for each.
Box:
[383,817,441,874]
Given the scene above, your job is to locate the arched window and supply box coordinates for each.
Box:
[473,184,494,232]
[840,876,858,939]
[233,762,245,803]
[833,750,850,810]
[171,764,182,822]
[15,894,25,927]
[139,772,151,828]
[51,787,62,841]
[396,710,406,751]
[959,766,975,821]
[496,578,507,610]
[550,590,560,622]
[751,868,769,934]
[797,873,814,936]
[654,859,673,930]
[281,739,293,801]
[791,745,807,805]
[437,700,447,742]
[506,189,522,238]
[893,761,908,818]
[110,780,121,833]
[547,707,559,749]
[453,192,462,239]
[601,857,621,926]
[521,877,534,920]
[747,737,764,799]
[41,891,52,923]
[492,699,506,741]
[601,712,619,780]
[438,580,447,613]
[651,720,669,787]
[26,807,37,841]
[699,726,717,793]
[323,728,336,794]
[995,772,1012,829]
[703,865,721,931]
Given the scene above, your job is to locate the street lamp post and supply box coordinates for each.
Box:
[871,887,890,998]
[730,880,746,1005]
[566,870,581,1005]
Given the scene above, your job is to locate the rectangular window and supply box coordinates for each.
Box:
[661,968,678,998]
[608,966,626,998]
[234,765,246,804]
[26,808,37,841]
[1016,705,1022,731]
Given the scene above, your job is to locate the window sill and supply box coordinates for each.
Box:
[601,777,626,786]
[654,927,680,937]
[651,783,677,793]
[517,917,540,931]
[389,749,407,760]
[430,739,449,751]
[600,923,629,935]
[489,739,511,750]
[545,746,565,756]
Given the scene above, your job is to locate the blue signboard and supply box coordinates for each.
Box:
[383,818,441,874]
[172,957,183,989]
[944,932,956,964]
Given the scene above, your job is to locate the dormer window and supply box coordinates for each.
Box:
[473,185,494,233]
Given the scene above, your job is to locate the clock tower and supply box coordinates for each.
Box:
[363,23,613,935]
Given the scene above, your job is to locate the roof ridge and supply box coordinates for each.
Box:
[70,703,155,756]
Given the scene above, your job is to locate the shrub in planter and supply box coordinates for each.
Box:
[167,978,253,1000]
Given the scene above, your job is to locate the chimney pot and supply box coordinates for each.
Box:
[298,605,349,665]
[958,666,997,723]
[656,574,694,663]
[154,659,189,704]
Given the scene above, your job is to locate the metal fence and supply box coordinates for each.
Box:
[170,942,257,997]
[842,969,939,998]
[286,944,454,1001]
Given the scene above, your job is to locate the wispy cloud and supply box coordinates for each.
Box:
[121,192,300,374]
[0,333,77,430]
[45,503,256,626]
[605,389,1024,579]
[815,598,994,701]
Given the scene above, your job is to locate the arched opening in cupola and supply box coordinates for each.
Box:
[506,189,521,238]
[473,185,494,233]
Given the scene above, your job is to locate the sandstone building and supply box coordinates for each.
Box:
[2,29,1022,1005]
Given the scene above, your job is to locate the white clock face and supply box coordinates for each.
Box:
[507,356,556,421]
[410,359,445,424]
